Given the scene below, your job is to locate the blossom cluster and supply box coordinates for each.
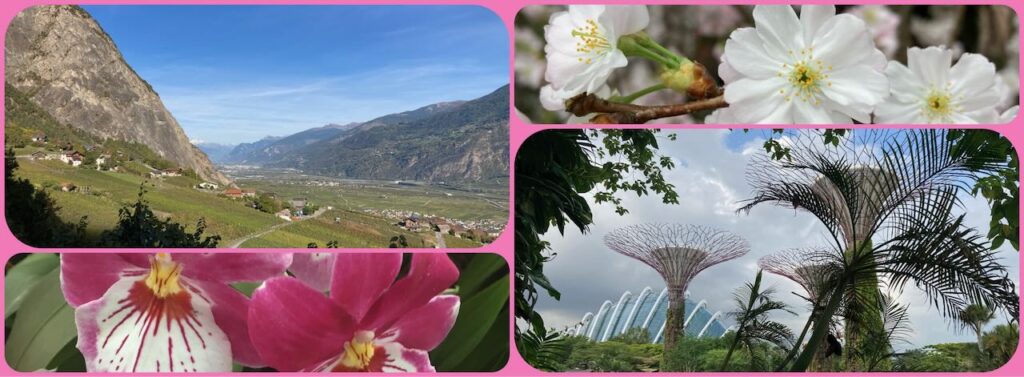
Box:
[60,252,459,373]
[537,5,1018,124]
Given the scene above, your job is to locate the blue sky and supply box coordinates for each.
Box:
[84,5,509,144]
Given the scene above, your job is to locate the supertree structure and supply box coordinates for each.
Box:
[604,223,749,353]
[760,248,839,371]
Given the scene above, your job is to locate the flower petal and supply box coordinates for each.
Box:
[172,253,291,283]
[908,46,952,86]
[249,277,355,372]
[823,64,889,108]
[723,27,785,79]
[75,276,232,372]
[191,280,263,367]
[799,5,835,46]
[61,254,148,308]
[331,253,403,322]
[875,100,925,124]
[382,295,460,351]
[811,14,877,69]
[948,53,997,99]
[601,5,649,36]
[378,343,435,373]
[752,5,803,54]
[289,252,336,292]
[723,77,788,123]
[363,254,459,332]
[885,60,926,103]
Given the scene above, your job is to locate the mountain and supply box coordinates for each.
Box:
[194,142,236,164]
[4,5,229,185]
[269,86,508,182]
[221,100,466,165]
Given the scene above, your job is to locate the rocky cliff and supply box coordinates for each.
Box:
[5,5,229,184]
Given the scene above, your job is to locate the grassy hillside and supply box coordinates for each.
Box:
[12,159,282,242]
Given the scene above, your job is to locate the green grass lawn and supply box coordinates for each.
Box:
[13,158,284,243]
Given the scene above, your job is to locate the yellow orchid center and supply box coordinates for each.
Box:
[572,19,610,64]
[144,253,183,298]
[339,331,377,370]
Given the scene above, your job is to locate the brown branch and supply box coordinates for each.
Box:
[566,93,728,124]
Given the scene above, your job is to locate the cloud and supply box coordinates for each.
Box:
[535,130,1019,351]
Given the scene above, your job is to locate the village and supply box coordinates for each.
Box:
[368,208,504,244]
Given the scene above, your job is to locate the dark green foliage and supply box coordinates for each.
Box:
[517,326,571,371]
[250,193,281,214]
[4,149,87,247]
[947,130,1019,251]
[98,185,220,247]
[388,235,409,248]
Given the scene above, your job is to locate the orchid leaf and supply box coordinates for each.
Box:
[5,253,59,318]
[5,268,77,372]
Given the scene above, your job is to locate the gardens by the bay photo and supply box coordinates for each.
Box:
[514,128,1019,372]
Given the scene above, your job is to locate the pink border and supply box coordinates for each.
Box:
[0,1,1021,376]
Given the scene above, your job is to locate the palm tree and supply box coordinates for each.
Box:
[720,270,795,371]
[739,130,1019,372]
[960,301,996,352]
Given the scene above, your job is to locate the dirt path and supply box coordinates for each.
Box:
[225,208,327,248]
[434,231,447,248]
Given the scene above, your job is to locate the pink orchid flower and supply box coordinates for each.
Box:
[60,253,292,372]
[288,252,337,291]
[248,253,460,372]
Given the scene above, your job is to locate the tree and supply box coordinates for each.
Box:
[99,184,220,247]
[4,149,87,246]
[741,130,1018,371]
[960,301,996,353]
[389,235,409,248]
[514,129,678,368]
[980,323,1018,369]
[720,270,795,371]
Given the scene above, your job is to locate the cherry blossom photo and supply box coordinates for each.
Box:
[514,5,1019,124]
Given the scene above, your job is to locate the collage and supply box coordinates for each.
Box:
[0,0,1021,376]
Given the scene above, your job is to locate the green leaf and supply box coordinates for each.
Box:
[5,253,60,318]
[457,254,507,297]
[232,281,261,297]
[5,268,77,371]
[431,275,509,371]
[45,337,85,372]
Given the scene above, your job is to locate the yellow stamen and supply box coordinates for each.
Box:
[144,253,183,298]
[570,19,610,64]
[339,331,376,370]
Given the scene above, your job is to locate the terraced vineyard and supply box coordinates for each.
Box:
[237,209,439,248]
[12,158,284,243]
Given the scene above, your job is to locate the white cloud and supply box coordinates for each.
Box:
[535,130,1019,351]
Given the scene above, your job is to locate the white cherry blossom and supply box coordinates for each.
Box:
[875,46,1002,124]
[719,5,889,123]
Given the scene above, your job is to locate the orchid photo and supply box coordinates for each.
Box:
[4,252,510,372]
[514,5,1020,124]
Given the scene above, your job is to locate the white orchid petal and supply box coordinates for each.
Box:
[76,276,232,372]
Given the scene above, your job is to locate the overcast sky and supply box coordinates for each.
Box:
[535,129,1019,351]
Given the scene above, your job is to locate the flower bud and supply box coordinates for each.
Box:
[660,62,722,100]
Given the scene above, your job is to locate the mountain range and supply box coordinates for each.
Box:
[201,87,509,182]
[5,5,229,185]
